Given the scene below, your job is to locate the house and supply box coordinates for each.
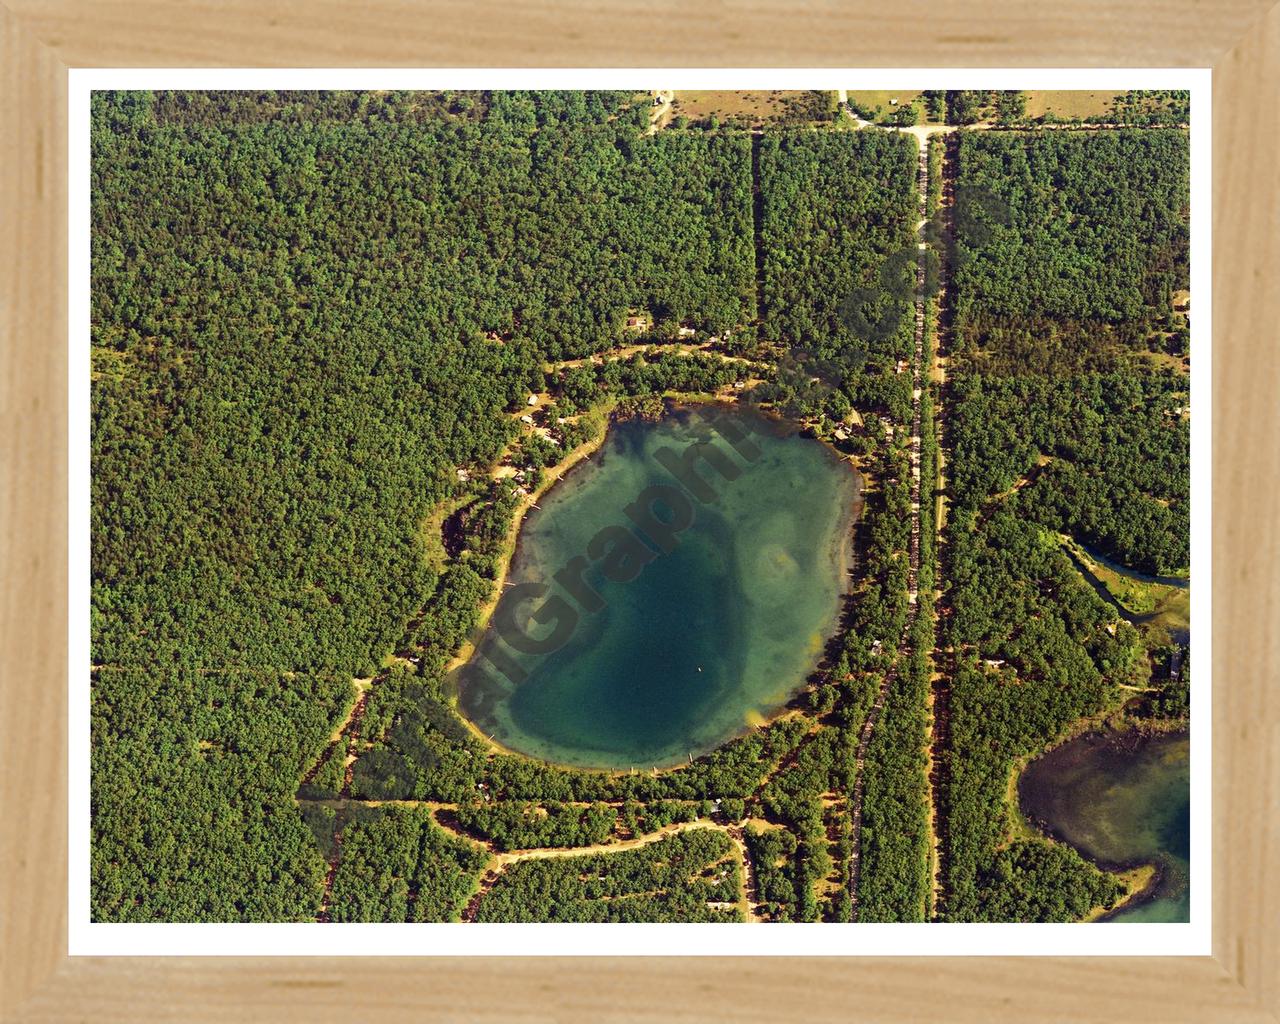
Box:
[520,414,534,425]
[834,427,849,441]
[526,394,538,406]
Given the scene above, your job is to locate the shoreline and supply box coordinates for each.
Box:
[446,397,866,775]
[442,399,618,681]
[1016,723,1190,921]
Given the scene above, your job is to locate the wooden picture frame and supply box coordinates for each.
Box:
[2,3,1276,1018]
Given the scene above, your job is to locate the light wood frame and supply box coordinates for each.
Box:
[2,3,1276,1019]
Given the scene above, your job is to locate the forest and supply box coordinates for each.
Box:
[938,127,1190,922]
[757,130,918,381]
[91,90,1190,928]
[474,829,742,923]
[951,130,1190,371]
[90,88,756,920]
[327,805,489,922]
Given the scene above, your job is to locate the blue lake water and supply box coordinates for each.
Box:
[456,404,861,769]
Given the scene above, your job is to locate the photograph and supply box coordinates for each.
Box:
[81,81,1200,943]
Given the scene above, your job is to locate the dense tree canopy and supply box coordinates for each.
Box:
[90,90,1189,928]
[939,127,1190,922]
[952,130,1189,371]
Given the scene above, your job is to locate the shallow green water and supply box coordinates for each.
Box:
[456,404,861,769]
[1019,730,1190,923]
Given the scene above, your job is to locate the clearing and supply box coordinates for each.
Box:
[1023,90,1119,121]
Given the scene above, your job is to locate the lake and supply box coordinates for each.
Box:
[455,404,861,769]
[1019,729,1190,923]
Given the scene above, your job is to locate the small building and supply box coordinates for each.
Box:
[527,394,538,406]
[677,326,696,338]
[834,427,849,442]
[520,414,534,425]
[456,468,470,482]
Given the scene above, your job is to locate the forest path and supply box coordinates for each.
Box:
[847,130,931,920]
[547,340,761,372]
[300,677,371,789]
[460,818,741,922]
[726,825,763,922]
[648,90,674,134]
[491,817,723,867]
[925,132,957,918]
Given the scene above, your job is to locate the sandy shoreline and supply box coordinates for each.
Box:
[443,406,616,681]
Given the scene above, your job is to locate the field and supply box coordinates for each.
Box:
[1022,90,1119,121]
[845,89,939,123]
[667,90,835,127]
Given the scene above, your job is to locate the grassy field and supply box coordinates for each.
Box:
[844,89,944,124]
[667,90,835,127]
[1023,90,1119,121]
[1060,536,1190,645]
[846,90,921,112]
